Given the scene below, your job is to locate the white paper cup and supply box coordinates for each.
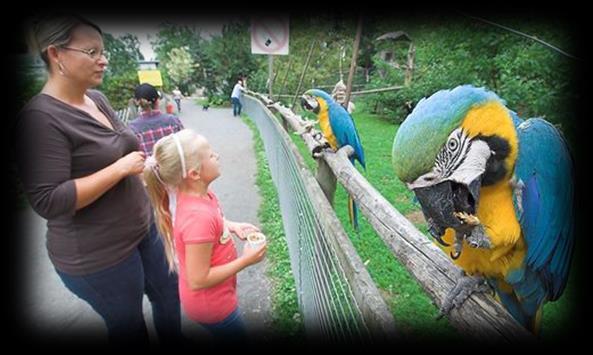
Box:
[246,232,266,248]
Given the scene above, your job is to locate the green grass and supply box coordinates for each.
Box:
[241,114,304,339]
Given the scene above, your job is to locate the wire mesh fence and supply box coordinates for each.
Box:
[243,95,394,343]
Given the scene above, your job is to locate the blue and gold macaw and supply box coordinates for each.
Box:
[391,85,574,333]
[301,89,366,230]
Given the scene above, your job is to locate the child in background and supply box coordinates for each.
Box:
[143,129,267,343]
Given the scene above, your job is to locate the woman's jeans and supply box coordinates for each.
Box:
[200,308,247,344]
[56,223,182,345]
[231,97,242,116]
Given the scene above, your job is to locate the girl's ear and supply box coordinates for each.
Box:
[187,168,200,181]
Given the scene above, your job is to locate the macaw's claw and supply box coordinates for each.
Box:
[436,272,493,320]
[452,212,491,250]
[454,211,480,226]
[466,224,492,249]
[311,142,331,159]
[451,230,464,259]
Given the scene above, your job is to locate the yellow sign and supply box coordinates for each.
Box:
[137,70,163,86]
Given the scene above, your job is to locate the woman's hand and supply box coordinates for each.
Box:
[227,220,260,240]
[73,150,145,210]
[116,151,146,177]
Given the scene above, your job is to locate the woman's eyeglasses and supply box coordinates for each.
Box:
[60,46,106,60]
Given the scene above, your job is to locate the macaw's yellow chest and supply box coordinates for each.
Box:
[318,103,338,150]
[440,181,526,279]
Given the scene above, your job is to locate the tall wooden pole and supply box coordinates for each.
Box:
[291,40,316,110]
[279,57,293,96]
[344,16,363,111]
[268,55,274,99]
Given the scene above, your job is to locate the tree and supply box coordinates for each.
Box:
[200,20,259,101]
[100,33,143,109]
[104,33,143,76]
[164,47,196,93]
[152,23,204,92]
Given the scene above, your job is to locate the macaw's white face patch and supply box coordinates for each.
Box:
[408,128,492,190]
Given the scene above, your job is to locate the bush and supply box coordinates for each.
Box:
[207,94,230,107]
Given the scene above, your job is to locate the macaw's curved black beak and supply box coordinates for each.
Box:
[301,95,320,114]
[413,179,480,246]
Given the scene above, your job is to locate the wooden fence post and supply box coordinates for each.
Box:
[315,158,337,205]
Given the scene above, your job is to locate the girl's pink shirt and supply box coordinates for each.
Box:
[174,190,238,324]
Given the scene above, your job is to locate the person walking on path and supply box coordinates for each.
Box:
[143,129,267,344]
[129,83,184,157]
[230,78,245,117]
[15,14,183,346]
[172,87,183,113]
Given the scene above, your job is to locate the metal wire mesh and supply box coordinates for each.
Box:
[243,95,373,342]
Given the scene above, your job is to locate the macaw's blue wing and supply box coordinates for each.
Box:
[328,102,366,170]
[511,118,575,304]
[327,101,366,231]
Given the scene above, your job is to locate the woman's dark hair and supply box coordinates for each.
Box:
[27,14,103,66]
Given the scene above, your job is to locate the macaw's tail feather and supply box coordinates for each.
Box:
[348,196,359,231]
[493,279,544,334]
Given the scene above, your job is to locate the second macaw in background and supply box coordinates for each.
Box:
[301,89,366,230]
[391,85,575,334]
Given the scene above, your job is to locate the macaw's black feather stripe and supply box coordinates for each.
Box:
[476,134,511,186]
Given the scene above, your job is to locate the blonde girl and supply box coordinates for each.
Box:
[143,129,267,342]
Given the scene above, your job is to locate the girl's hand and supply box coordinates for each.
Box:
[228,221,260,240]
[242,243,267,266]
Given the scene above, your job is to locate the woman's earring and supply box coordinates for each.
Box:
[57,62,65,75]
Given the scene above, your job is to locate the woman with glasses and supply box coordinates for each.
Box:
[15,15,184,346]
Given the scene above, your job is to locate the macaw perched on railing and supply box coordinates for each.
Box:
[301,89,366,231]
[391,85,575,334]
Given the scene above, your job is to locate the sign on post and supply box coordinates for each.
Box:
[137,70,163,87]
[251,17,289,55]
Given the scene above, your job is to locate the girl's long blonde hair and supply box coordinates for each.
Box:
[143,129,209,271]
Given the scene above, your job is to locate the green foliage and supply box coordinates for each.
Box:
[164,47,196,89]
[100,71,138,110]
[201,21,259,99]
[358,15,577,148]
[15,56,46,109]
[99,33,143,110]
[152,23,205,93]
[103,33,143,77]
[267,17,368,108]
